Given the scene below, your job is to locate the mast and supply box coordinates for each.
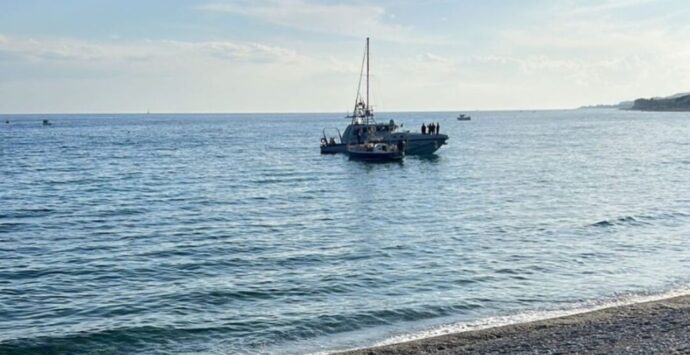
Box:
[366,37,370,120]
[348,38,375,124]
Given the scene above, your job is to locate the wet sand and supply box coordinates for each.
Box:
[339,295,690,354]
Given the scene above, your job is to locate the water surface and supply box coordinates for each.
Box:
[1,110,689,353]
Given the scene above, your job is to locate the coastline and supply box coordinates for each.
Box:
[337,294,690,354]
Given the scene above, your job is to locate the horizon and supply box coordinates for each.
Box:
[1,107,620,116]
[2,0,690,114]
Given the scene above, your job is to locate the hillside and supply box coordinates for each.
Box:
[631,94,690,111]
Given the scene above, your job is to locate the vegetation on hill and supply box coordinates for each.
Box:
[631,94,690,111]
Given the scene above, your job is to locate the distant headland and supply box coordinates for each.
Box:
[631,92,690,111]
[580,92,690,111]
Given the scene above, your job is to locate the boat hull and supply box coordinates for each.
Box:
[404,136,447,155]
[321,134,447,155]
[320,144,346,154]
[347,150,403,161]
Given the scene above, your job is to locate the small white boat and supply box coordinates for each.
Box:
[457,114,471,121]
[347,140,404,162]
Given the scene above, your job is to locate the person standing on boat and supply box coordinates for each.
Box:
[397,139,406,153]
[436,122,440,135]
[421,123,427,135]
[428,123,435,135]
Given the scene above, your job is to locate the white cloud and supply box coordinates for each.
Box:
[159,40,303,63]
[469,3,690,104]
[563,0,657,16]
[199,0,434,43]
[0,36,111,61]
[422,53,452,65]
[0,34,303,65]
[0,33,363,113]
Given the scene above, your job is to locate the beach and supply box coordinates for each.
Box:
[339,294,690,354]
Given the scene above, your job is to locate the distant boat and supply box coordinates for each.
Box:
[42,119,52,126]
[457,114,471,121]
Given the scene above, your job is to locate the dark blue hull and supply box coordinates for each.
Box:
[321,134,447,155]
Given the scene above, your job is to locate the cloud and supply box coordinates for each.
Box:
[469,4,690,103]
[159,40,303,63]
[0,36,111,61]
[0,34,303,65]
[199,0,432,43]
[422,52,452,65]
[563,0,657,16]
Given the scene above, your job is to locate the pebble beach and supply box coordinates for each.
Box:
[340,294,690,354]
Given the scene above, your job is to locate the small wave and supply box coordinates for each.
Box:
[300,304,484,341]
[0,325,227,354]
[0,222,27,233]
[92,208,148,217]
[251,176,318,185]
[589,216,644,227]
[359,285,690,351]
[588,210,689,228]
[0,208,54,219]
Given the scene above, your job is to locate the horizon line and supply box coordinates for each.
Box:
[1,107,588,116]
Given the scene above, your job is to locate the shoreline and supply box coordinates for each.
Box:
[336,294,690,354]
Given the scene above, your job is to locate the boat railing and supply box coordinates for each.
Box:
[321,128,342,147]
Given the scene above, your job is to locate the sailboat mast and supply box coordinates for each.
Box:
[366,37,370,119]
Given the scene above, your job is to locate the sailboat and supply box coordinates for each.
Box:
[344,38,404,162]
[320,38,448,155]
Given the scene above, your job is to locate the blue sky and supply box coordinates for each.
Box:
[1,0,690,113]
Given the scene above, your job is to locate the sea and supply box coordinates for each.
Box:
[1,109,689,354]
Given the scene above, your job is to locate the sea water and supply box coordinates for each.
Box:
[1,110,689,354]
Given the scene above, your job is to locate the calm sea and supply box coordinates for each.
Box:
[1,110,689,354]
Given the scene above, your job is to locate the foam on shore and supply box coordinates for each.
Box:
[331,285,690,354]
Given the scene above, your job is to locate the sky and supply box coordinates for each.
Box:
[1,0,690,113]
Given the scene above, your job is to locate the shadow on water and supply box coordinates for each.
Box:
[347,159,405,173]
[410,154,441,162]
[344,153,442,173]
[347,158,405,164]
